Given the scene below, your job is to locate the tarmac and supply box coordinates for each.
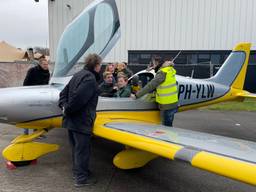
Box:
[0,110,255,192]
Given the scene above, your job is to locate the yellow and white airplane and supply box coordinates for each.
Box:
[0,0,256,186]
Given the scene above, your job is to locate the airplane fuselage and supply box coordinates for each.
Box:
[0,74,242,128]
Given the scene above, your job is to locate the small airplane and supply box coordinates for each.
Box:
[1,0,256,186]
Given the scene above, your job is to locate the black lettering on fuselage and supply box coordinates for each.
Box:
[179,83,215,100]
[178,84,185,99]
[201,84,206,98]
[196,84,201,99]
[207,84,215,98]
[184,84,192,99]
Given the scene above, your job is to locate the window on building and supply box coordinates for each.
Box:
[198,53,210,64]
[211,54,221,64]
[129,53,139,64]
[175,54,187,64]
[187,54,198,64]
[249,52,256,65]
[223,53,230,62]
[139,53,151,64]
[162,53,176,62]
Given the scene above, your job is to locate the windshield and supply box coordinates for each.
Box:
[53,0,120,77]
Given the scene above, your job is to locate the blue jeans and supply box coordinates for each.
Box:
[24,129,29,135]
[161,108,177,127]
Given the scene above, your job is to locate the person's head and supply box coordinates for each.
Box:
[105,63,115,73]
[112,62,118,69]
[162,60,174,67]
[103,71,113,84]
[39,58,49,70]
[122,62,128,67]
[117,63,125,71]
[117,75,128,88]
[151,55,164,72]
[152,55,162,66]
[117,71,125,78]
[84,53,102,73]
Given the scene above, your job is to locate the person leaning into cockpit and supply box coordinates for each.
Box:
[99,71,117,97]
[114,74,131,97]
[131,60,178,127]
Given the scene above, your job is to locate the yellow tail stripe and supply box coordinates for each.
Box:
[191,151,256,185]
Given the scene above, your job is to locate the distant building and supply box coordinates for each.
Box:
[0,41,26,62]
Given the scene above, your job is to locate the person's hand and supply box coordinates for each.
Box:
[130,94,137,100]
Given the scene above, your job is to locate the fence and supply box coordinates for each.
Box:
[0,62,34,87]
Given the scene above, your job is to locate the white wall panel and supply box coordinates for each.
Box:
[48,0,256,62]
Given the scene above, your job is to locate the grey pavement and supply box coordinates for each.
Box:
[0,110,255,192]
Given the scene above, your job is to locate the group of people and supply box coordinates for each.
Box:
[99,62,134,98]
[59,53,178,187]
[23,53,178,188]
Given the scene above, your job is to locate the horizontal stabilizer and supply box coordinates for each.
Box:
[237,91,256,99]
[96,121,256,185]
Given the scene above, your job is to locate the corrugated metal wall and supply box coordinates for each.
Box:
[48,0,256,62]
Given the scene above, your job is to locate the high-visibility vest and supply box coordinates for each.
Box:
[156,66,178,104]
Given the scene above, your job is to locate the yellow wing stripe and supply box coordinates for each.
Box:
[191,151,256,185]
[94,124,182,160]
[94,112,183,160]
[94,126,182,160]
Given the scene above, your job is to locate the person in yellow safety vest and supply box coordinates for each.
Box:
[131,60,178,127]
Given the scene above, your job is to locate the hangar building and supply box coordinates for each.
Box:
[46,0,256,92]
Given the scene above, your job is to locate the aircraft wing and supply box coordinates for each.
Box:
[94,121,256,185]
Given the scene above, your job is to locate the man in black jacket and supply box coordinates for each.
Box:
[23,58,50,86]
[23,58,50,135]
[59,53,102,187]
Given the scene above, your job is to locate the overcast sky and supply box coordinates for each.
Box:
[0,0,48,50]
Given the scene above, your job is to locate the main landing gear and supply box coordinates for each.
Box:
[2,129,59,169]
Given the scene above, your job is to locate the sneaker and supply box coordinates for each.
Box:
[74,175,97,187]
[73,170,91,180]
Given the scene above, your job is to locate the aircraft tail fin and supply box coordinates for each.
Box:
[210,42,251,90]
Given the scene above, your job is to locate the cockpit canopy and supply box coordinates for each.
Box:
[53,0,120,77]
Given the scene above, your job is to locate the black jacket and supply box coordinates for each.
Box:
[58,68,99,134]
[99,82,116,97]
[23,65,50,86]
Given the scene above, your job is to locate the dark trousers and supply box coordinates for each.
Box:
[161,108,177,127]
[68,130,91,182]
